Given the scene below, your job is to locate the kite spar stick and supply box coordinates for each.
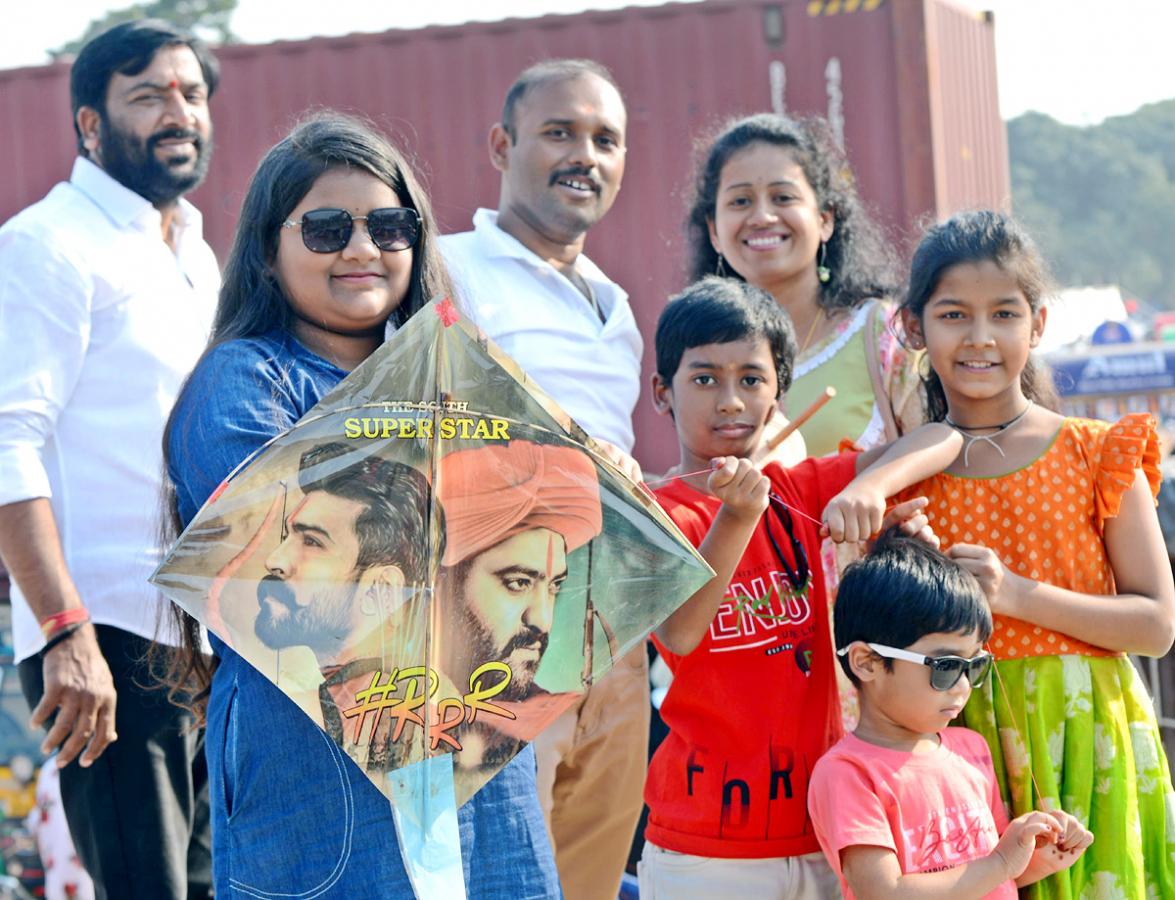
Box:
[765,386,836,452]
[580,541,595,688]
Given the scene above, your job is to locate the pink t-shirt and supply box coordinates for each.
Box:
[808,728,1015,898]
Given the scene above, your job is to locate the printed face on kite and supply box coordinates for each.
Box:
[255,491,366,654]
[442,528,568,701]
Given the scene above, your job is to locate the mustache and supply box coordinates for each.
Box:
[548,165,600,193]
[501,624,549,659]
[147,127,203,152]
[256,574,295,609]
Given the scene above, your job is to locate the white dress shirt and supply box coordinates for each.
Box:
[440,209,643,451]
[0,157,219,662]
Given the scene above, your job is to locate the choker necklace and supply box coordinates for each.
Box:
[945,401,1033,467]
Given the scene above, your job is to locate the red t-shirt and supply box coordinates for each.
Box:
[648,453,858,858]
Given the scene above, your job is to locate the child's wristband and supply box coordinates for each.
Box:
[39,608,91,640]
[41,622,85,655]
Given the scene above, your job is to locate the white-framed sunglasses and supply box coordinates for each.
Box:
[837,642,993,692]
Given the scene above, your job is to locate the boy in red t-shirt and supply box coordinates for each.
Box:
[807,532,1092,898]
[641,277,962,898]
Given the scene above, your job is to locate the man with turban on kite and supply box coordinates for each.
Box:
[436,439,603,774]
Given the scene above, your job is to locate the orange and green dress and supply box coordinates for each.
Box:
[901,414,1175,899]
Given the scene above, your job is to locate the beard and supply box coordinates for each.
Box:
[97,116,212,205]
[255,574,357,653]
[453,605,550,702]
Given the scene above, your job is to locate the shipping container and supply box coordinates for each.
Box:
[0,0,1009,470]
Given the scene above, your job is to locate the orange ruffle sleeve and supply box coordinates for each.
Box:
[1093,413,1161,531]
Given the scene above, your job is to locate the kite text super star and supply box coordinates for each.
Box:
[343,415,510,441]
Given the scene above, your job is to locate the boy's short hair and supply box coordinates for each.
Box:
[654,276,795,396]
[834,530,992,686]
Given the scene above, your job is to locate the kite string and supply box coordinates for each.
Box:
[644,468,872,531]
[647,472,1046,810]
[642,465,716,488]
[987,653,1048,811]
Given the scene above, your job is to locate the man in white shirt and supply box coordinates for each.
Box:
[441,59,646,900]
[0,21,220,899]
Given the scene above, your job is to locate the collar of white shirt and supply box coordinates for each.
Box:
[69,155,204,242]
[469,207,615,294]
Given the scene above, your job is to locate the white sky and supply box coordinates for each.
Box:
[1,0,1172,125]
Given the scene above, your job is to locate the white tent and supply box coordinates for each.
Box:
[1040,285,1131,353]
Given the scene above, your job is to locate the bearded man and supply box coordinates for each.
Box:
[0,20,219,899]
[252,443,432,772]
[435,440,603,779]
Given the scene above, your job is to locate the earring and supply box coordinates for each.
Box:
[816,242,831,284]
[715,253,728,278]
[917,351,933,379]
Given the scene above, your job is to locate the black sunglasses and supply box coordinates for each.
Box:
[282,207,421,253]
[837,642,994,692]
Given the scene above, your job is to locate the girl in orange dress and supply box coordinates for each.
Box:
[897,210,1175,898]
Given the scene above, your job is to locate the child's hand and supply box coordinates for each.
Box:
[592,437,642,483]
[708,457,770,520]
[947,543,1020,614]
[992,811,1063,879]
[1027,810,1093,878]
[879,496,940,549]
[823,482,886,544]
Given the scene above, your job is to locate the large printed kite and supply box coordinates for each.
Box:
[151,299,712,897]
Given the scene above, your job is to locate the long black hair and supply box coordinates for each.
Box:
[158,112,450,717]
[685,113,898,313]
[900,210,1059,421]
[211,111,449,344]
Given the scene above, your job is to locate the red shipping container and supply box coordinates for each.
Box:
[0,0,1008,470]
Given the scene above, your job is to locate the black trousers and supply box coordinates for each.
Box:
[19,624,212,900]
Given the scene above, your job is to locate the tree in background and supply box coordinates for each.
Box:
[51,0,237,59]
[1009,100,1175,309]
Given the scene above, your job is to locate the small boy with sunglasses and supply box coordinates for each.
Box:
[808,532,1093,898]
[639,277,963,898]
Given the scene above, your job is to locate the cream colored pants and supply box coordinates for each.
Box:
[534,644,650,900]
[638,842,843,900]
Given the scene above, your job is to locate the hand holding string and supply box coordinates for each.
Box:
[707,457,770,520]
[823,479,887,543]
[993,812,1063,880]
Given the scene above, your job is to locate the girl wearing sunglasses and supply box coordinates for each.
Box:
[161,112,559,898]
[808,532,1092,898]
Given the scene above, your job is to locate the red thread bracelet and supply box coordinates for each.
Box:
[40,608,90,640]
